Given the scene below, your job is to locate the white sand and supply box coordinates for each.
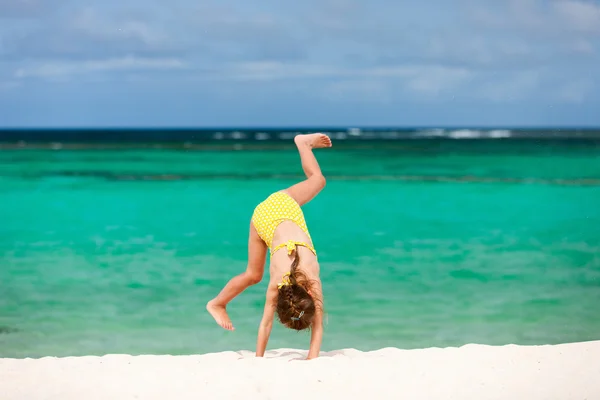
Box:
[1,341,599,400]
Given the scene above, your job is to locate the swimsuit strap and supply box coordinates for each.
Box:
[278,272,292,289]
[271,240,316,257]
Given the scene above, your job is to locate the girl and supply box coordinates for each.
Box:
[206,133,332,360]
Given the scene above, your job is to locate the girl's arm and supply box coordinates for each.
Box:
[307,281,324,360]
[307,307,323,359]
[255,285,278,357]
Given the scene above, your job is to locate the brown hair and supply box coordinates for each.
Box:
[276,250,320,331]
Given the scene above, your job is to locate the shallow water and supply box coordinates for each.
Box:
[1,141,599,357]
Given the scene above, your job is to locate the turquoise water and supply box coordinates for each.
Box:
[1,141,600,358]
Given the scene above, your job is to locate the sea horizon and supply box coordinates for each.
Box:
[1,126,600,147]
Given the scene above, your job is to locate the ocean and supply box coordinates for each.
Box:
[1,129,599,358]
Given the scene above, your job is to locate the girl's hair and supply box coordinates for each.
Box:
[276,250,320,331]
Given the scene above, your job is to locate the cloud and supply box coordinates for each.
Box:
[71,8,168,47]
[477,70,542,103]
[13,56,187,79]
[403,67,471,96]
[567,39,596,55]
[0,0,48,18]
[2,7,181,61]
[0,79,19,91]
[1,0,599,126]
[5,1,599,69]
[180,4,308,62]
[555,80,595,103]
[553,0,600,33]
[322,80,392,103]
[470,0,600,37]
[211,61,470,94]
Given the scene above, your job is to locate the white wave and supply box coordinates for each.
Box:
[255,132,270,140]
[332,132,348,140]
[415,129,446,137]
[488,130,512,138]
[380,131,402,139]
[278,132,295,139]
[448,129,483,139]
[448,129,513,139]
[413,129,513,139]
[231,131,246,140]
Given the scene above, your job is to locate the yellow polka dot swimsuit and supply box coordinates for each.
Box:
[251,191,316,257]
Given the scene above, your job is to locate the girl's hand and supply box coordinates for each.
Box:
[307,312,323,360]
[255,285,278,357]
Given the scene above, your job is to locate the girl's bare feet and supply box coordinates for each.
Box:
[206,300,235,331]
[294,133,332,149]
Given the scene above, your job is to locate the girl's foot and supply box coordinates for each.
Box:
[294,133,332,149]
[206,300,235,331]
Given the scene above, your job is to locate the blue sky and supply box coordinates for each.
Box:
[1,0,599,127]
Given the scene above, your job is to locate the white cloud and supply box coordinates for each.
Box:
[568,39,596,55]
[208,62,471,101]
[14,56,187,78]
[219,62,340,81]
[553,0,600,33]
[322,80,392,103]
[2,0,599,126]
[478,70,542,102]
[556,80,594,103]
[507,0,549,31]
[470,0,600,37]
[70,8,171,47]
[404,67,471,96]
[0,0,48,17]
[219,62,469,84]
[0,80,20,91]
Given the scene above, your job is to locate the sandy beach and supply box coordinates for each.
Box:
[1,340,598,400]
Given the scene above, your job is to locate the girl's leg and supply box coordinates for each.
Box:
[283,133,332,206]
[206,223,267,330]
